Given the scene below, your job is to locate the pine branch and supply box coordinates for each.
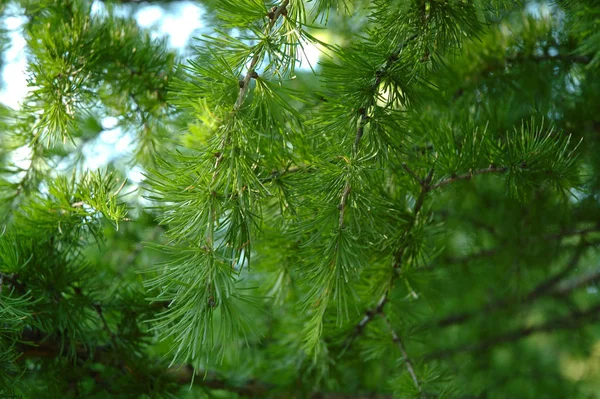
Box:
[424,303,600,360]
[234,0,289,111]
[383,313,428,399]
[432,244,586,329]
[428,165,508,191]
[353,33,418,153]
[213,0,289,173]
[442,225,600,265]
[340,34,418,229]
[341,163,528,351]
[552,266,600,297]
[16,330,390,398]
[341,166,433,352]
[341,294,388,353]
[452,52,593,102]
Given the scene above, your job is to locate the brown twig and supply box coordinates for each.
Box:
[428,165,507,191]
[431,244,586,329]
[341,167,433,352]
[341,163,512,351]
[452,52,592,102]
[424,303,600,360]
[340,35,418,232]
[442,225,600,265]
[213,0,289,175]
[234,0,289,111]
[383,314,428,398]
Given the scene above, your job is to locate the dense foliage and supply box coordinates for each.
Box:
[1,0,600,398]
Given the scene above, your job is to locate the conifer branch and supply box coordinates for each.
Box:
[424,303,600,360]
[328,34,424,338]
[17,330,391,399]
[342,167,433,351]
[341,34,419,229]
[552,266,600,297]
[233,0,289,112]
[341,158,580,349]
[6,1,596,396]
[428,165,508,191]
[412,168,435,216]
[442,225,600,265]
[431,244,586,329]
[341,294,388,352]
[383,313,428,399]
[213,0,289,174]
[353,34,418,154]
[452,52,593,102]
[401,163,423,185]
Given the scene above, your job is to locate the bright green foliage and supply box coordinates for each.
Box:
[1,0,600,398]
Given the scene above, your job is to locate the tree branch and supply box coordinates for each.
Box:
[340,167,592,351]
[341,294,388,352]
[428,165,507,191]
[442,225,600,265]
[452,52,592,102]
[353,34,418,154]
[341,167,433,352]
[552,266,600,297]
[339,35,420,232]
[17,331,390,399]
[424,303,600,360]
[383,314,428,399]
[432,244,586,328]
[213,0,289,174]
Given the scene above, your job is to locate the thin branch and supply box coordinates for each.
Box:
[428,165,507,191]
[402,162,423,185]
[213,0,289,174]
[340,170,594,350]
[167,364,269,397]
[412,168,435,217]
[424,303,600,360]
[341,35,418,232]
[544,225,600,241]
[339,182,352,229]
[73,286,117,343]
[342,167,433,352]
[17,331,390,399]
[352,34,417,154]
[234,0,289,111]
[383,314,428,399]
[552,266,600,297]
[442,225,600,265]
[341,294,388,352]
[432,244,586,328]
[452,52,592,102]
[93,303,115,339]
